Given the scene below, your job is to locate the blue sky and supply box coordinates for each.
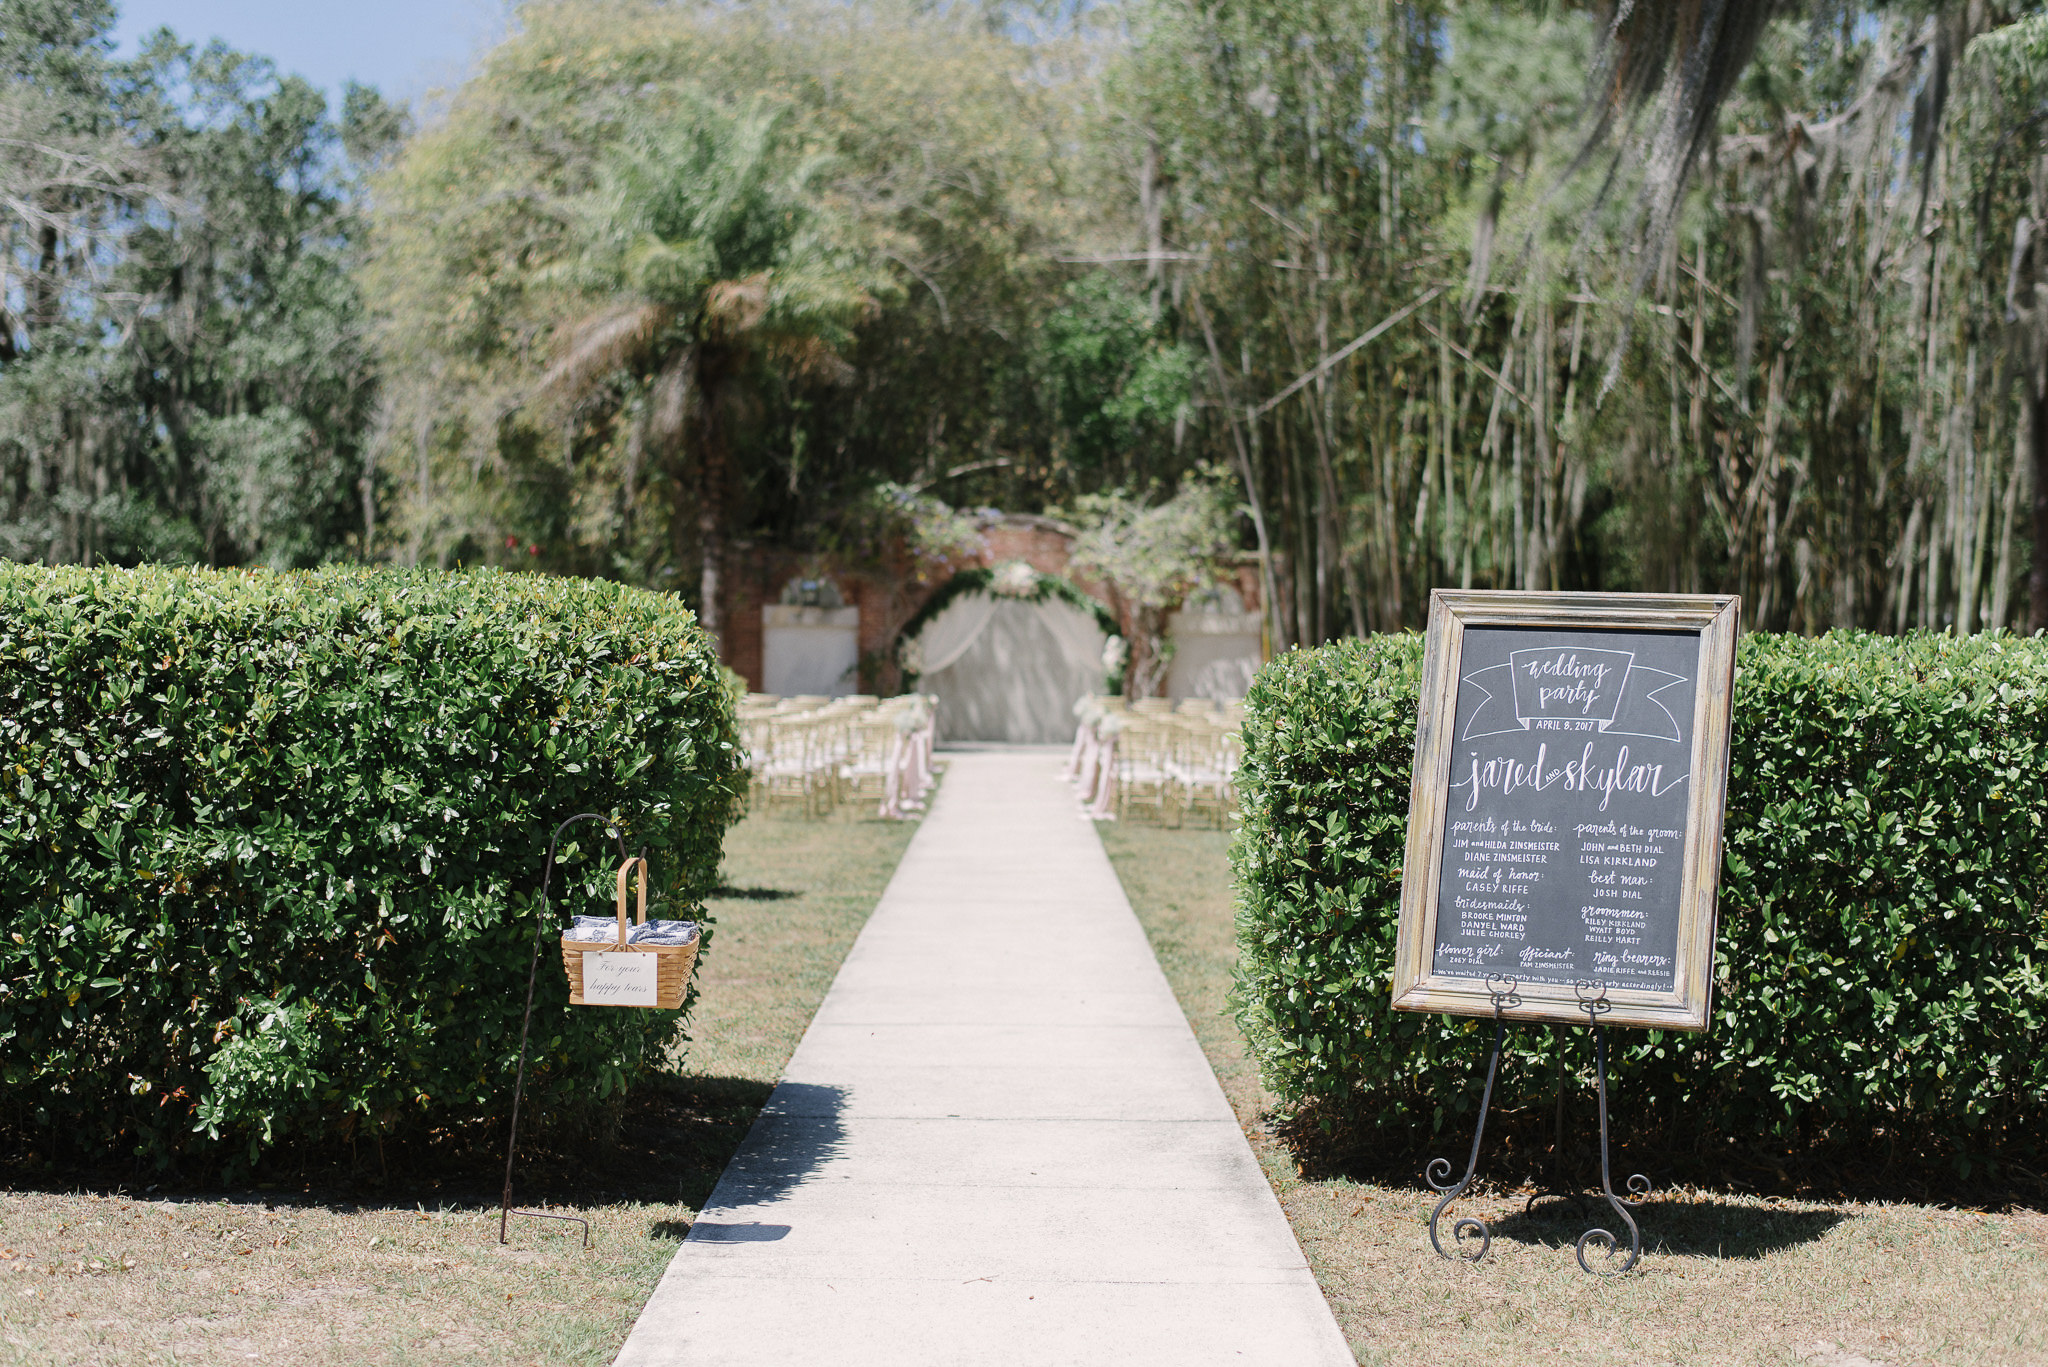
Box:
[110,0,512,109]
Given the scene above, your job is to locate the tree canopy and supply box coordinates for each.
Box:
[0,0,399,568]
[8,0,2048,639]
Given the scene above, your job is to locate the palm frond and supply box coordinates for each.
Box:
[703,273,771,340]
[647,353,693,449]
[534,301,674,406]
[767,334,855,386]
[624,234,716,307]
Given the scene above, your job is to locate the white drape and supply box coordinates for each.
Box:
[923,597,1108,744]
[1041,596,1110,678]
[913,591,1000,677]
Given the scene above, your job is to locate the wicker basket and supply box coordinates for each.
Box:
[560,857,697,1009]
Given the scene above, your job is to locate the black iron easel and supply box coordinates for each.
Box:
[497,812,633,1247]
[1425,977,1651,1275]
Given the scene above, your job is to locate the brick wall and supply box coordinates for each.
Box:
[722,555,767,690]
[717,514,1255,696]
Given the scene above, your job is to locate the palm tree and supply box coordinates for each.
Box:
[535,88,877,648]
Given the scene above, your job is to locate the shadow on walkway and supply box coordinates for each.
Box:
[659,1080,848,1243]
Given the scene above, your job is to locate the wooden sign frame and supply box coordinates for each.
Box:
[1391,590,1740,1031]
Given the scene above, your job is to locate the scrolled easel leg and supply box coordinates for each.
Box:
[1573,1017,1648,1276]
[1426,977,1517,1263]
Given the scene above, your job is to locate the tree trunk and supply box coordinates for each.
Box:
[698,442,725,653]
[696,360,727,655]
[1190,292,1286,653]
[2030,358,2048,634]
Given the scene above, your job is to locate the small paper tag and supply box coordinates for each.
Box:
[582,952,659,1007]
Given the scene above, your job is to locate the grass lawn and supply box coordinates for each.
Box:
[0,807,919,1367]
[1098,820,2048,1367]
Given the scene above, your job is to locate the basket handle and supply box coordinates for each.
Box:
[613,857,649,946]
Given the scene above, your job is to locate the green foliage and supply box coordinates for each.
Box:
[366,0,1069,579]
[1034,275,1198,488]
[1232,631,2048,1168]
[853,484,990,583]
[1064,475,1236,616]
[528,81,887,618]
[0,565,746,1168]
[10,0,2048,645]
[0,11,397,568]
[1064,474,1236,693]
[1965,11,2048,94]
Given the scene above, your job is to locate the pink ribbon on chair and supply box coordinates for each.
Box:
[1085,732,1118,820]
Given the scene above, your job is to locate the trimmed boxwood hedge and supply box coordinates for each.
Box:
[1232,630,2048,1170]
[0,565,746,1167]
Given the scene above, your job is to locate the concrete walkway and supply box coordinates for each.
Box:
[613,748,1353,1367]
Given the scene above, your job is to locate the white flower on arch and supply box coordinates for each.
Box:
[989,559,1040,598]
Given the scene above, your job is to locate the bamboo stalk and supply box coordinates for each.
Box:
[1190,292,1286,653]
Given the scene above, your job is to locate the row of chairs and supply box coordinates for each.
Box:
[739,694,937,818]
[1067,696,1245,826]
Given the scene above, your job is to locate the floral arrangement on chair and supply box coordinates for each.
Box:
[989,559,1040,597]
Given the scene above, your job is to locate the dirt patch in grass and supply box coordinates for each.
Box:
[1099,820,2048,1367]
[0,807,919,1366]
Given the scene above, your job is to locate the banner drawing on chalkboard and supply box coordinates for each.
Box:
[1458,649,1691,747]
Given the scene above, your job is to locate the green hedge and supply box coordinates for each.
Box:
[1232,631,2048,1169]
[0,565,746,1167]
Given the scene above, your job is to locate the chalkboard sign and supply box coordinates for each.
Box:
[1392,591,1739,1030]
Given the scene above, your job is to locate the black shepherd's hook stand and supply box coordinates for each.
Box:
[1425,977,1652,1276]
[498,813,632,1248]
[1426,974,1519,1262]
